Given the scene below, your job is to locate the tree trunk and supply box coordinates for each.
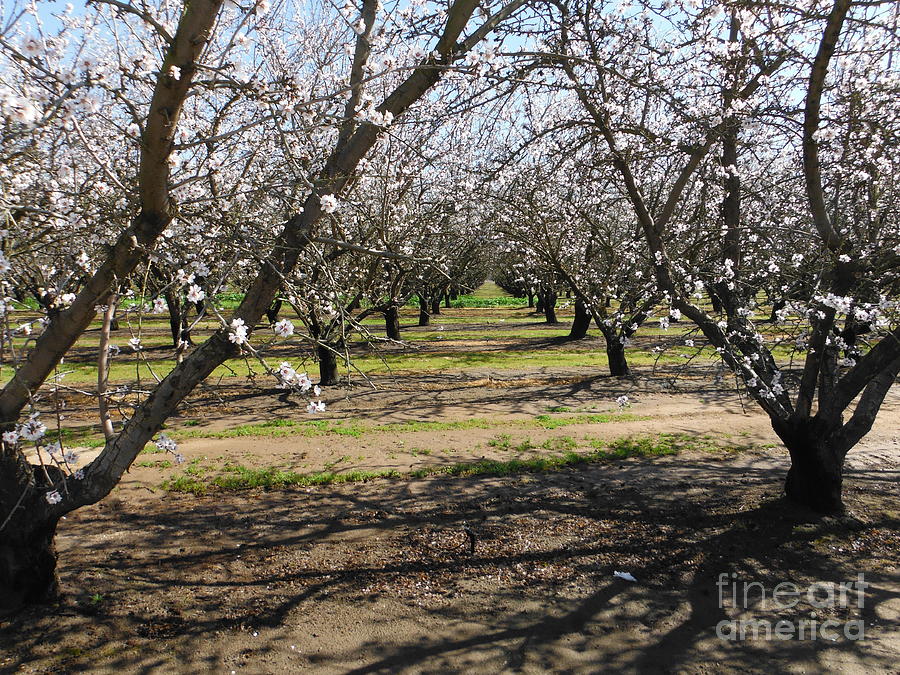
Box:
[606,339,631,377]
[0,520,60,611]
[180,305,194,346]
[418,295,431,326]
[164,289,183,348]
[317,343,339,386]
[444,293,451,308]
[431,297,441,315]
[568,299,591,340]
[709,285,724,314]
[0,458,63,611]
[527,291,535,308]
[769,298,786,323]
[542,290,558,324]
[775,421,845,514]
[385,305,401,340]
[265,299,283,325]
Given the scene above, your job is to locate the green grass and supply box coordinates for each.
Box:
[377,419,494,433]
[205,465,401,490]
[136,459,173,468]
[449,296,528,308]
[533,413,649,429]
[541,436,578,452]
[58,412,650,450]
[2,299,733,388]
[470,281,513,298]
[349,347,705,375]
[173,418,359,440]
[42,426,106,448]
[487,433,512,448]
[153,413,646,445]
[164,432,735,494]
[415,434,700,478]
[589,433,727,456]
[1,354,251,387]
[58,409,652,451]
[416,328,575,340]
[164,474,209,496]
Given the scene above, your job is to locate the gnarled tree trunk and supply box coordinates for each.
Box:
[541,288,558,324]
[0,461,63,609]
[606,340,630,377]
[317,343,340,386]
[164,289,184,348]
[265,299,282,325]
[773,419,845,514]
[568,298,591,340]
[0,519,60,611]
[418,295,431,326]
[597,324,631,377]
[385,305,401,340]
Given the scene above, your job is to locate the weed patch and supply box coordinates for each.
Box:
[163,432,742,494]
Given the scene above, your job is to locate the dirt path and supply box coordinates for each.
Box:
[3,369,898,674]
[66,368,900,488]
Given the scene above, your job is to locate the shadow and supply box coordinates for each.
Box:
[1,459,896,674]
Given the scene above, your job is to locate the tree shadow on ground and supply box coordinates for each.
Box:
[1,461,896,673]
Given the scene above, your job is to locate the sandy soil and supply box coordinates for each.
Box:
[1,340,898,673]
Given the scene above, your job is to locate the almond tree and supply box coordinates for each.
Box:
[487,146,659,374]
[549,0,900,512]
[0,0,527,609]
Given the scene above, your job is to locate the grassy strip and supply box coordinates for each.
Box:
[533,413,648,429]
[1,341,714,387]
[163,434,700,495]
[449,296,528,308]
[66,412,650,450]
[169,413,645,442]
[165,467,402,496]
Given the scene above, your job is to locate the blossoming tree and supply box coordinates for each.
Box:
[0,0,527,608]
[544,0,900,512]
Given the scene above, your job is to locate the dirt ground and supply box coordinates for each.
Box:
[1,326,899,673]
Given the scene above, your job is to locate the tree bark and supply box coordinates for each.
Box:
[769,298,786,323]
[164,289,184,348]
[606,339,631,377]
[542,289,558,324]
[0,459,63,609]
[317,343,340,386]
[774,420,845,514]
[385,305,401,340]
[418,295,431,326]
[568,299,591,339]
[265,299,282,325]
[709,287,724,314]
[0,519,60,611]
[431,297,441,315]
